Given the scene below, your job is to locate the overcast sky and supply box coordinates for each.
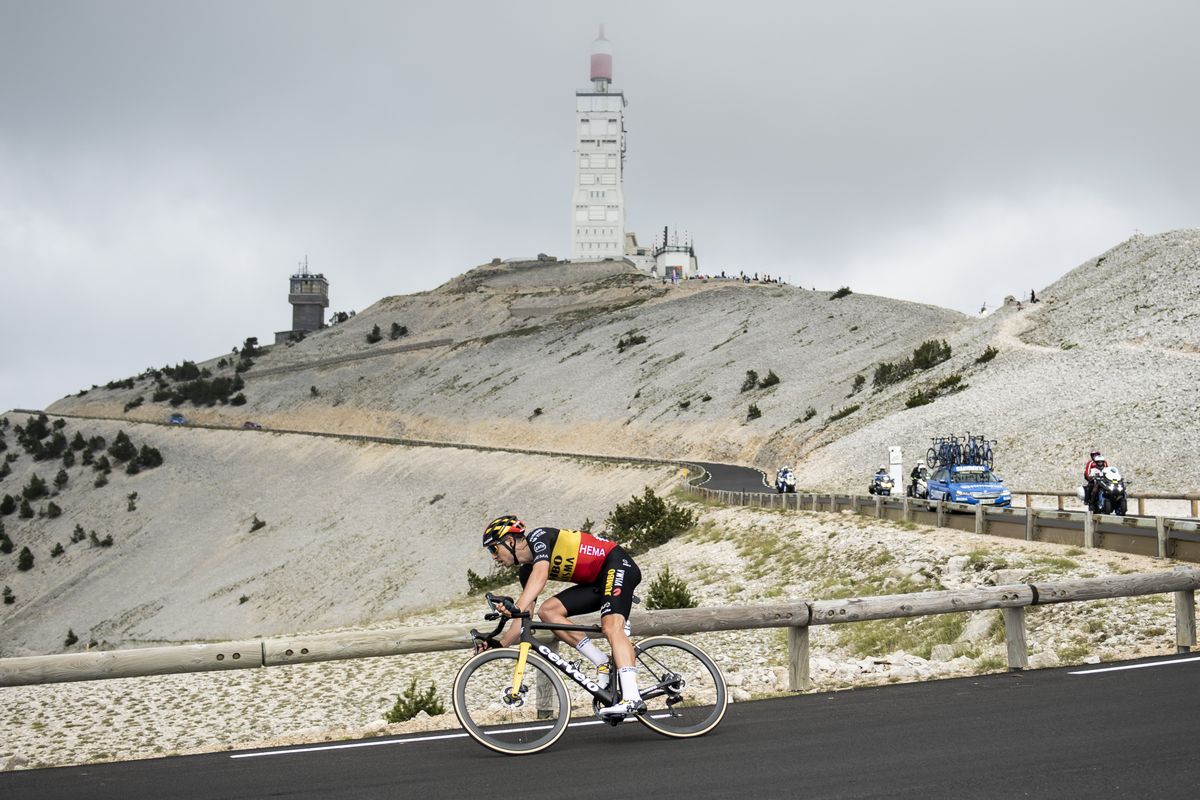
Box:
[3,0,1198,413]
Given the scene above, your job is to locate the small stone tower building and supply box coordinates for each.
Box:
[274,259,329,344]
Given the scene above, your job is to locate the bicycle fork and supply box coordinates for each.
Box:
[508,642,532,701]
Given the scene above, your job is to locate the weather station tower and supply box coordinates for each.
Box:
[274,258,329,344]
[570,26,627,262]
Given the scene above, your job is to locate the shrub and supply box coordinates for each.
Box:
[0,495,13,516]
[230,393,247,406]
[802,406,817,422]
[19,498,33,518]
[828,404,861,422]
[51,542,64,557]
[2,586,12,604]
[71,524,87,543]
[385,677,446,723]
[61,450,74,469]
[741,370,759,392]
[70,432,87,451]
[617,331,647,352]
[94,455,111,474]
[645,565,698,610]
[873,359,914,388]
[240,337,261,359]
[366,325,383,344]
[830,286,852,299]
[849,374,865,396]
[0,532,12,554]
[22,474,48,500]
[747,403,762,420]
[757,370,780,389]
[64,629,78,647]
[912,339,952,370]
[108,431,137,463]
[976,346,999,364]
[94,474,109,488]
[47,502,62,519]
[0,461,9,481]
[127,492,138,512]
[905,391,931,408]
[18,546,34,570]
[678,400,690,410]
[310,386,320,397]
[390,323,408,340]
[138,445,163,469]
[605,487,697,555]
[88,531,113,547]
[250,514,266,532]
[125,460,141,475]
[123,396,144,413]
[466,565,519,595]
[235,359,254,374]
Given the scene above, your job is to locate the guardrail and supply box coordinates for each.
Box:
[685,486,1200,563]
[2,569,1196,691]
[1013,489,1200,517]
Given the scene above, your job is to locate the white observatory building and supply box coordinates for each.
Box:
[570,27,627,262]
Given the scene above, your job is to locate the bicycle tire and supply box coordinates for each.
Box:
[631,636,727,739]
[926,447,938,467]
[453,648,571,755]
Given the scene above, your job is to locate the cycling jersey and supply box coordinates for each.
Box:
[520,527,618,584]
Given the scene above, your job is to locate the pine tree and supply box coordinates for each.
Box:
[17,546,34,570]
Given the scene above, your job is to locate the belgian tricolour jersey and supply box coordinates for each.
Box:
[524,527,618,584]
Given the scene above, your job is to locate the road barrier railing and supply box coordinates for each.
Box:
[2,569,1196,691]
[683,485,1200,563]
[1014,489,1200,517]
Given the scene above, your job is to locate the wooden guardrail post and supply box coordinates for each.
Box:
[1003,607,1029,670]
[1057,495,1065,511]
[1024,493,1032,510]
[936,500,945,528]
[874,495,882,518]
[1137,497,1146,516]
[1175,590,1196,653]
[902,495,911,522]
[829,493,836,513]
[1192,498,1199,518]
[975,504,984,536]
[1025,508,1036,541]
[1083,511,1095,548]
[811,493,818,512]
[787,625,810,691]
[1157,517,1168,559]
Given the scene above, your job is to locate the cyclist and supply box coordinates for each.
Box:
[479,515,645,718]
[1083,450,1108,508]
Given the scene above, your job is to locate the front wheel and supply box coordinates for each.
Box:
[453,648,570,755]
[632,636,728,739]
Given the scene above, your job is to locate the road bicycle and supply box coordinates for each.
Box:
[452,593,728,755]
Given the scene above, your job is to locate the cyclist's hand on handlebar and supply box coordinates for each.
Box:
[473,636,503,655]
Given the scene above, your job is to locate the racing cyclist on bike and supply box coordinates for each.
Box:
[479,515,645,719]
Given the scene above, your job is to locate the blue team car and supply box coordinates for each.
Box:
[926,464,1012,507]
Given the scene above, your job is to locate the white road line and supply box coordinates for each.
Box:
[1069,656,1200,675]
[229,716,644,759]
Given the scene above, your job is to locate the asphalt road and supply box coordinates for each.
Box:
[689,461,769,493]
[5,654,1199,799]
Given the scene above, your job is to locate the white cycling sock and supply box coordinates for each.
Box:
[618,666,641,703]
[574,637,608,667]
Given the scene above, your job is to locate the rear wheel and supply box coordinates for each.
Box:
[453,648,570,755]
[631,636,727,739]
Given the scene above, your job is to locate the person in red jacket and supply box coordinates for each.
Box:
[1083,450,1108,507]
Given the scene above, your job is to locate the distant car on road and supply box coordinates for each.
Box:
[242,421,263,430]
[926,464,1012,506]
[168,413,187,425]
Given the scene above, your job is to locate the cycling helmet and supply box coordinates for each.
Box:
[482,515,525,550]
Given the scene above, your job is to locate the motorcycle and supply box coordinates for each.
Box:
[775,467,797,494]
[868,473,895,496]
[1077,465,1128,516]
[907,473,929,499]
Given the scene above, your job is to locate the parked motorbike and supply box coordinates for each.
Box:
[1077,465,1128,515]
[868,473,895,496]
[775,467,797,494]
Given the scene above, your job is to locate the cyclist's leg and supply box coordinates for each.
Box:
[598,552,642,715]
[537,588,596,648]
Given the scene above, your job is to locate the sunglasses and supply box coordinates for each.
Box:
[486,543,500,554]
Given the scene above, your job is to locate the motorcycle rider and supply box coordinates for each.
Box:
[1083,450,1108,509]
[909,461,929,497]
